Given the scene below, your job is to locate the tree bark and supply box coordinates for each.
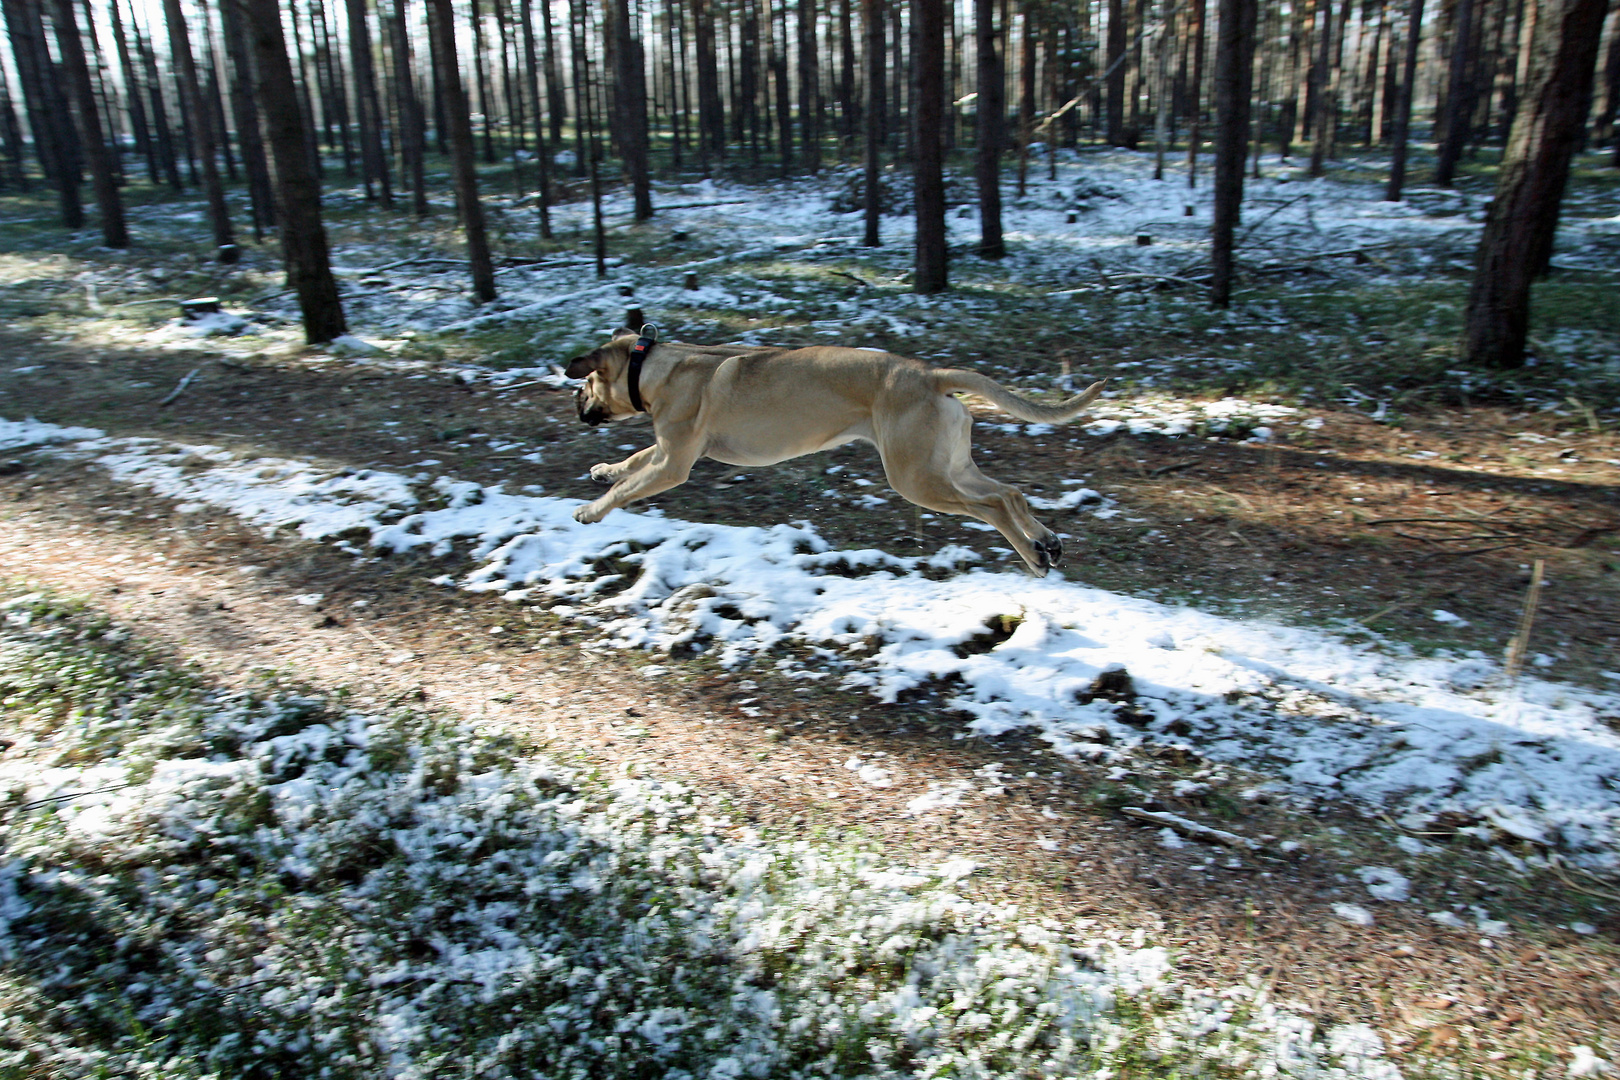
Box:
[1384,0,1425,199]
[693,0,723,165]
[1434,0,1477,184]
[913,0,947,292]
[51,0,125,246]
[108,0,156,184]
[346,0,393,204]
[1107,0,1127,143]
[390,0,429,216]
[612,0,653,218]
[162,0,236,260]
[519,0,551,234]
[5,0,83,224]
[975,0,1004,257]
[543,0,564,145]
[243,0,346,341]
[839,0,858,153]
[1186,0,1207,184]
[799,0,821,173]
[221,0,276,237]
[863,0,883,245]
[1462,0,1608,368]
[427,0,498,302]
[1211,0,1257,306]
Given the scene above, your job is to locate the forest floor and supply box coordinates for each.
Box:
[2,144,1619,1076]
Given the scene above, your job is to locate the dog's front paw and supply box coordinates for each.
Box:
[573,501,609,524]
[589,463,618,486]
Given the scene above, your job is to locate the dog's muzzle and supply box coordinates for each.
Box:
[574,384,608,427]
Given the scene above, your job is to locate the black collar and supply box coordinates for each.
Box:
[627,333,655,412]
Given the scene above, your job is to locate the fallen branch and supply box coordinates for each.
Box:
[158,367,201,408]
[1120,806,1260,851]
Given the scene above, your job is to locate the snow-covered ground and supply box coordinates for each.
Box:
[6,415,1618,876]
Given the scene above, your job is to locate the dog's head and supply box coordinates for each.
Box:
[564,329,641,426]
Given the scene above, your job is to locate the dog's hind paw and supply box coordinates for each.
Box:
[1035,533,1064,570]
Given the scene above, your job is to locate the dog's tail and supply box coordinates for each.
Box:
[933,370,1108,424]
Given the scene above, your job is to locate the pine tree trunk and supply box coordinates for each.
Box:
[800,0,821,173]
[1106,0,1127,143]
[132,8,182,188]
[543,0,565,145]
[1211,0,1256,306]
[1384,0,1424,199]
[347,0,393,204]
[52,0,125,245]
[390,0,429,215]
[693,0,722,165]
[913,0,946,292]
[221,0,276,237]
[243,0,347,342]
[108,0,156,184]
[1435,0,1477,184]
[840,0,857,153]
[427,0,496,301]
[1187,0,1206,184]
[975,0,1004,257]
[0,60,28,189]
[201,3,237,183]
[772,3,793,169]
[162,0,236,260]
[5,0,83,223]
[613,0,653,217]
[863,0,883,245]
[313,0,355,176]
[519,0,551,234]
[1463,0,1607,368]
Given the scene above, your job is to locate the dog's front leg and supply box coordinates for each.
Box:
[589,444,657,485]
[574,441,700,522]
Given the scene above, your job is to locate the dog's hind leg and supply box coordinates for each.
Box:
[876,397,1063,576]
[590,444,657,485]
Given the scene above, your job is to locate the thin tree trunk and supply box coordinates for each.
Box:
[312,0,354,176]
[200,1,236,183]
[1187,0,1206,183]
[391,0,428,215]
[1384,0,1424,199]
[800,0,821,172]
[772,2,793,169]
[1308,0,1336,173]
[1463,0,1607,368]
[519,0,551,234]
[840,0,857,153]
[347,0,393,204]
[1153,0,1174,178]
[244,0,346,341]
[163,0,236,260]
[1211,0,1257,306]
[0,58,28,189]
[543,0,564,144]
[975,0,1004,257]
[428,0,497,301]
[108,0,156,184]
[693,0,722,164]
[222,0,275,237]
[863,0,883,245]
[470,0,495,162]
[52,0,125,245]
[132,5,182,188]
[1435,0,1477,184]
[913,0,946,292]
[6,0,82,222]
[1107,0,1127,142]
[613,0,653,217]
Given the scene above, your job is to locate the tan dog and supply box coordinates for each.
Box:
[564,329,1105,576]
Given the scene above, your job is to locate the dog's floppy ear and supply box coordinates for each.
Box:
[564,350,600,379]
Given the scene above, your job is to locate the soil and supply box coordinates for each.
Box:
[2,324,1619,1073]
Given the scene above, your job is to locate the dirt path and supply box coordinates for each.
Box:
[3,394,1617,1073]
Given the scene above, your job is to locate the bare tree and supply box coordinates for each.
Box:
[863,0,883,245]
[799,0,821,173]
[5,0,84,225]
[243,0,346,341]
[913,0,947,293]
[346,0,393,204]
[51,0,126,246]
[162,0,236,261]
[1434,0,1477,185]
[612,0,652,217]
[427,0,497,302]
[1462,0,1608,368]
[975,0,1005,257]
[1211,0,1257,306]
[390,0,429,216]
[1383,0,1425,199]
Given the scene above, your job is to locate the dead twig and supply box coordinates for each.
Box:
[158,367,201,408]
[1150,460,1200,476]
[1120,806,1261,852]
